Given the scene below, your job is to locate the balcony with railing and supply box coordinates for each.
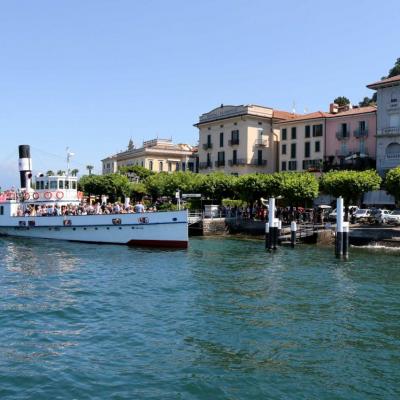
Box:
[255,139,268,147]
[228,159,247,166]
[354,129,368,138]
[214,160,225,167]
[378,127,400,136]
[302,159,322,171]
[202,143,213,150]
[386,152,400,159]
[251,159,267,166]
[336,131,351,140]
[228,138,240,146]
[199,162,212,169]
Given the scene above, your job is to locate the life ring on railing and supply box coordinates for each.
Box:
[56,191,64,200]
[23,192,30,200]
[44,191,52,200]
[33,192,39,200]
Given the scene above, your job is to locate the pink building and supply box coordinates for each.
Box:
[325,105,377,169]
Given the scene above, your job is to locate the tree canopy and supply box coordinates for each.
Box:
[385,167,400,202]
[319,170,381,206]
[333,96,350,107]
[387,57,400,78]
[235,173,277,205]
[275,172,319,206]
[118,165,155,181]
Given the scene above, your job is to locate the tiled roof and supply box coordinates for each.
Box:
[274,106,376,124]
[276,111,328,124]
[326,105,376,118]
[367,74,400,89]
[273,110,301,120]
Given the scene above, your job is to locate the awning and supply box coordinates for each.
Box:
[363,190,395,205]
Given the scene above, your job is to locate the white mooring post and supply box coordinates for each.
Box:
[272,220,279,250]
[335,197,344,259]
[265,222,270,249]
[343,222,349,260]
[291,221,297,248]
[268,198,276,251]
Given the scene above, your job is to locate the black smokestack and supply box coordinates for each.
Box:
[18,145,32,189]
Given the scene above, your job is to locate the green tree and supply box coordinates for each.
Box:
[320,170,381,218]
[78,174,131,202]
[86,165,94,176]
[118,165,155,181]
[275,172,319,207]
[358,94,377,107]
[46,170,55,176]
[333,96,350,107]
[385,167,400,203]
[387,57,400,78]
[235,173,277,207]
[196,172,236,203]
[127,182,147,200]
[145,171,202,200]
[56,170,65,176]
[71,168,79,176]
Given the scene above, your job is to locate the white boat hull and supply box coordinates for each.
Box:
[0,210,189,248]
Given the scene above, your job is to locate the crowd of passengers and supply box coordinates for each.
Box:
[16,201,151,217]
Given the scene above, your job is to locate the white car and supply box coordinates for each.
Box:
[372,209,392,224]
[329,206,358,222]
[353,209,371,222]
[386,210,400,225]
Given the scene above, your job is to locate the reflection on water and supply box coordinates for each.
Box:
[3,239,80,275]
[0,236,399,399]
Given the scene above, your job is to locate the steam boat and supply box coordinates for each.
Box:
[0,145,188,248]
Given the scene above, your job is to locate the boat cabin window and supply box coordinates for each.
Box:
[50,181,57,190]
[72,181,77,189]
[36,181,40,190]
[65,180,70,189]
[0,206,3,215]
[40,181,44,190]
[59,180,64,189]
[45,181,49,189]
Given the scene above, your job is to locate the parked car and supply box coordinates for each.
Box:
[328,206,358,222]
[386,210,400,225]
[353,208,372,223]
[370,209,392,224]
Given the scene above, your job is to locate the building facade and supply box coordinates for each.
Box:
[367,75,400,175]
[325,106,377,169]
[275,112,326,172]
[195,104,295,175]
[275,105,377,173]
[102,138,197,175]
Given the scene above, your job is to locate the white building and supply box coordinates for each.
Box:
[367,74,400,175]
[102,138,197,175]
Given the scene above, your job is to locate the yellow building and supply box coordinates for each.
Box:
[102,138,197,175]
[195,104,295,175]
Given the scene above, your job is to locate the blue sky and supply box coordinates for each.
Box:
[0,0,399,186]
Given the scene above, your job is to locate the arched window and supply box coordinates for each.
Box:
[385,142,400,158]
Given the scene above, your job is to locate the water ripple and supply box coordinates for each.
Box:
[0,236,399,399]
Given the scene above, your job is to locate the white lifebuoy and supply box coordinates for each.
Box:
[56,191,64,200]
[44,191,52,200]
[23,192,30,200]
[33,192,39,200]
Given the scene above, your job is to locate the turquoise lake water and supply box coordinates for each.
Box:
[0,236,399,399]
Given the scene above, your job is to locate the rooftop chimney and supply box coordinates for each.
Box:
[329,103,339,114]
